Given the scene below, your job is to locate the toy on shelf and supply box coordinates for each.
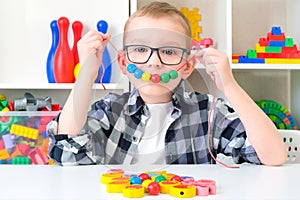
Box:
[13,93,52,111]
[0,110,58,164]
[181,7,202,41]
[192,38,214,51]
[234,26,300,64]
[46,20,59,83]
[95,20,112,84]
[256,100,297,130]
[53,16,75,83]
[0,92,60,165]
[101,169,216,198]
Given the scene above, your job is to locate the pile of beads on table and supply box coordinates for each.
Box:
[101,168,216,198]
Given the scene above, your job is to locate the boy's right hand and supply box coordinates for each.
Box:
[77,30,111,77]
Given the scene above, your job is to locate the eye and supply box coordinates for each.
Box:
[162,48,176,55]
[135,46,148,53]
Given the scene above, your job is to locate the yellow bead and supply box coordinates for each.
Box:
[123,185,144,198]
[141,72,151,82]
[159,181,181,194]
[107,181,129,193]
[169,185,196,198]
[101,173,123,184]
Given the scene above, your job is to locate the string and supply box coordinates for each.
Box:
[207,74,240,169]
[107,40,239,168]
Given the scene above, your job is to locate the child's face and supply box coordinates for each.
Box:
[118,16,194,103]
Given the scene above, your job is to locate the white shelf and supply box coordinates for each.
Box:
[0,83,127,90]
[231,64,300,70]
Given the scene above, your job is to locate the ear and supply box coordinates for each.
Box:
[117,51,128,75]
[182,54,195,79]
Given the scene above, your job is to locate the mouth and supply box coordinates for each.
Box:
[126,63,178,84]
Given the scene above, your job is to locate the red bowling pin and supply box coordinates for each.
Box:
[53,17,75,83]
[71,20,83,66]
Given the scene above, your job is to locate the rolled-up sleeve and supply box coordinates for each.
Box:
[210,97,261,165]
[47,103,110,166]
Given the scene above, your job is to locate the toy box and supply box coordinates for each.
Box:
[0,111,59,164]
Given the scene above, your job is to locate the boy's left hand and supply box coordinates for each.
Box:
[195,47,236,94]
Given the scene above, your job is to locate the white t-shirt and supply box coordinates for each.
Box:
[131,101,174,165]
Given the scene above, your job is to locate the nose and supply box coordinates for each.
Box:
[147,49,162,67]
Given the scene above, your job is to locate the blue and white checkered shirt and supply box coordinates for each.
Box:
[47,81,261,166]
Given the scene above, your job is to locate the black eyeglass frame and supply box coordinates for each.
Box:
[124,45,190,66]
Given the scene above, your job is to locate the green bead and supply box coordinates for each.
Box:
[155,175,167,183]
[161,73,170,83]
[169,70,178,79]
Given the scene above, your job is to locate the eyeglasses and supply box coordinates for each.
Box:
[124,45,190,66]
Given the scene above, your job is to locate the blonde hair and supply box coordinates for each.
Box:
[124,1,191,37]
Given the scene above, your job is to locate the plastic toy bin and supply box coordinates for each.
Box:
[0,111,59,164]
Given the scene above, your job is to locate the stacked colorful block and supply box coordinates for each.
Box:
[234,26,300,64]
[181,7,202,41]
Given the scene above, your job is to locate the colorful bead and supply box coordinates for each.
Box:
[169,70,178,79]
[155,175,167,183]
[123,185,144,198]
[169,185,196,198]
[126,64,178,84]
[148,182,160,195]
[126,64,137,73]
[160,73,170,83]
[130,176,142,185]
[151,74,161,83]
[141,72,151,82]
[134,69,143,79]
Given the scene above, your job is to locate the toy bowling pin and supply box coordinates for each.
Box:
[46,20,59,83]
[71,20,83,67]
[53,16,75,83]
[95,20,111,83]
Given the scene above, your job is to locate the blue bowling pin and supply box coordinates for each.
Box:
[95,20,112,83]
[46,20,59,83]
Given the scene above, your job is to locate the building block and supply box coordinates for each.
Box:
[259,38,269,46]
[0,149,10,160]
[238,56,265,63]
[269,40,286,47]
[12,156,31,164]
[247,49,257,58]
[285,38,294,47]
[255,43,266,53]
[265,46,282,53]
[267,32,285,41]
[10,124,39,140]
[265,58,300,64]
[271,26,282,35]
[181,7,202,41]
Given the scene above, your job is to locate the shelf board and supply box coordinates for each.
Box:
[0,83,126,90]
[231,64,300,70]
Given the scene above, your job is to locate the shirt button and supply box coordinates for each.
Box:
[132,136,138,142]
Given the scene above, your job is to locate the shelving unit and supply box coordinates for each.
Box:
[1,0,299,127]
[0,0,131,106]
[134,0,300,127]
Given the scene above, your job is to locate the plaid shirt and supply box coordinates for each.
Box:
[47,81,261,166]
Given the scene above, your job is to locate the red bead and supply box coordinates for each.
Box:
[148,182,160,195]
[171,175,183,182]
[151,74,161,83]
[138,173,151,182]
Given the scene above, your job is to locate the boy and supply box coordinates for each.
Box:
[47,1,286,166]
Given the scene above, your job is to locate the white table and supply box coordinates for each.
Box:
[0,164,298,199]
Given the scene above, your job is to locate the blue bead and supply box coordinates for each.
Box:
[134,69,143,79]
[127,63,137,73]
[130,176,142,184]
